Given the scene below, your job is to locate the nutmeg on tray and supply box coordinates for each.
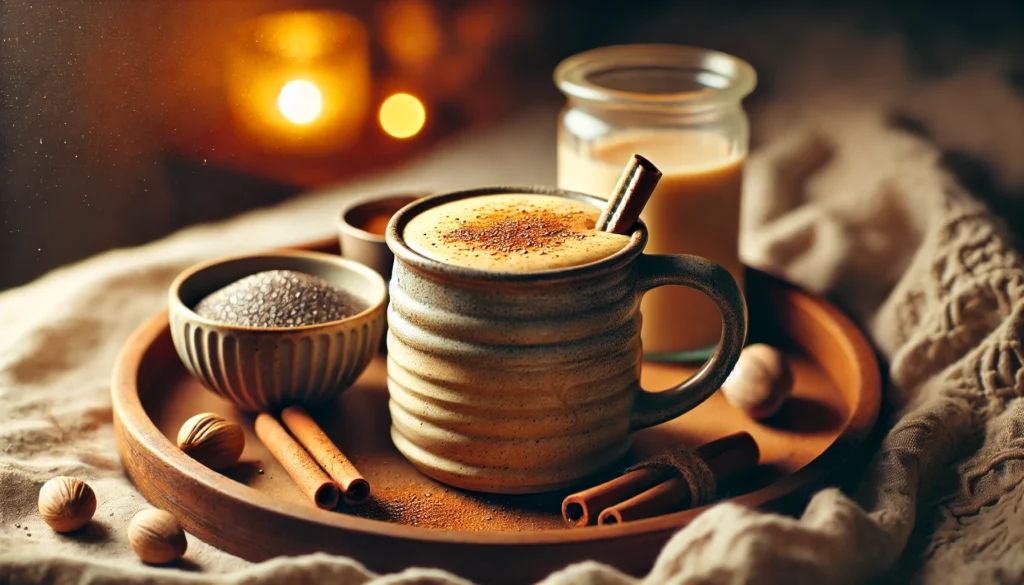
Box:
[177,413,245,469]
[721,344,794,419]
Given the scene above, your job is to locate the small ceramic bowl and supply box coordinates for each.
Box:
[168,250,387,412]
[338,193,426,280]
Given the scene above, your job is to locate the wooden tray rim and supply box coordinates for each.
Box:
[112,248,881,548]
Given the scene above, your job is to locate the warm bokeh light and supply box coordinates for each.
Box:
[263,13,333,60]
[379,93,426,138]
[228,11,370,152]
[278,80,323,125]
[379,0,442,70]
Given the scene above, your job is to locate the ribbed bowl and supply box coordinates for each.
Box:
[168,251,387,412]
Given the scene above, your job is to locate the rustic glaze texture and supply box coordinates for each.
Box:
[168,251,387,411]
[386,187,748,493]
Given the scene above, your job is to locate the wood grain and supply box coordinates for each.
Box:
[112,243,880,585]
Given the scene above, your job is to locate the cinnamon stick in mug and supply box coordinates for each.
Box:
[280,406,370,505]
[596,154,662,235]
[254,413,340,510]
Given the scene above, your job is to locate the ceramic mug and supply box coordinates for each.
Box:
[386,186,747,493]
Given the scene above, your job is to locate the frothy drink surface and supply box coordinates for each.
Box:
[404,194,629,272]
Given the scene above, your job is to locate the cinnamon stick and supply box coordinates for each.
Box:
[562,467,673,528]
[254,413,340,510]
[597,432,759,525]
[597,475,690,525]
[281,406,370,505]
[596,154,662,235]
[562,432,758,527]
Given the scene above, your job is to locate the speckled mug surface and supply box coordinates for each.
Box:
[386,186,747,493]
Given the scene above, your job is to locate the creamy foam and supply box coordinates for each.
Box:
[404,194,630,272]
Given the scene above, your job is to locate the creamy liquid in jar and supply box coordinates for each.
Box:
[558,131,744,354]
[404,194,630,272]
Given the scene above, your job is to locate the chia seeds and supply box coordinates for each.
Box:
[194,270,366,328]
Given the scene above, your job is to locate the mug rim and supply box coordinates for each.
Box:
[386,186,648,283]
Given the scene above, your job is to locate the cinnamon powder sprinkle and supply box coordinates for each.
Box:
[345,483,566,531]
[441,206,588,256]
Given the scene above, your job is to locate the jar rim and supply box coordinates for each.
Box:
[554,44,756,108]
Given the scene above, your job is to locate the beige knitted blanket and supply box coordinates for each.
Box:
[2,47,1023,584]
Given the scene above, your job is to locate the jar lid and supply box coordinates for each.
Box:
[554,44,756,108]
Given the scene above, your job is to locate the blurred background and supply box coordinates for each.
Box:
[1,0,1022,289]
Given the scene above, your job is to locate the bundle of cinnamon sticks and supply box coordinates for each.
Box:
[254,406,369,510]
[563,432,759,527]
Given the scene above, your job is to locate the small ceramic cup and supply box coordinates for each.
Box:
[386,186,748,493]
[338,193,426,280]
[169,250,387,412]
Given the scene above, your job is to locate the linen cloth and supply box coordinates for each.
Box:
[3,46,1024,584]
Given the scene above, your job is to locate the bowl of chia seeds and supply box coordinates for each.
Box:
[168,250,387,411]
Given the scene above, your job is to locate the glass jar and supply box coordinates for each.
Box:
[555,44,756,361]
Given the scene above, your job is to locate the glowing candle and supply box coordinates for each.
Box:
[226,11,371,153]
[278,80,323,125]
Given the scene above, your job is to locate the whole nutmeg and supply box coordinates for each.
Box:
[721,344,793,419]
[128,509,188,564]
[38,476,97,533]
[176,413,245,469]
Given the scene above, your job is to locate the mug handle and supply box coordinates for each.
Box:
[630,254,748,430]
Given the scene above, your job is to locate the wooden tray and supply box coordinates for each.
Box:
[112,241,880,584]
